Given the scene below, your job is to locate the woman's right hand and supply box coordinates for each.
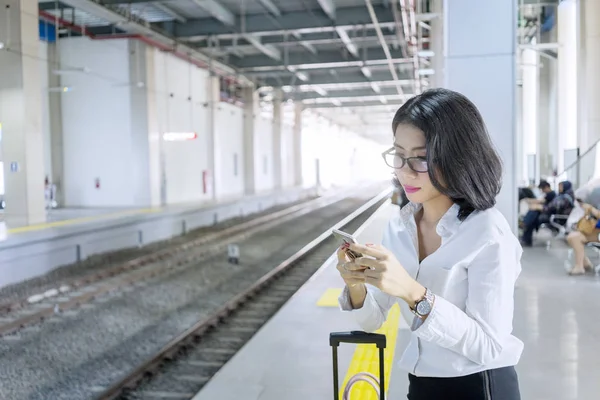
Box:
[336,246,367,287]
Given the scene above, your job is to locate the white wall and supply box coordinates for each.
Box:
[60,37,140,207]
[254,114,274,192]
[281,123,295,188]
[215,102,244,199]
[153,49,211,205]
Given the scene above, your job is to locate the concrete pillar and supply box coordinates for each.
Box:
[206,75,221,200]
[538,28,558,177]
[243,86,258,195]
[429,0,444,88]
[0,0,46,227]
[293,102,303,187]
[557,0,578,173]
[442,0,517,231]
[272,88,283,190]
[47,42,65,206]
[579,0,600,181]
[521,48,540,184]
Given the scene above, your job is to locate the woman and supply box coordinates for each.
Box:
[566,199,600,275]
[336,89,523,399]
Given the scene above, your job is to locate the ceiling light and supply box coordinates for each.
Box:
[370,82,381,93]
[331,99,342,106]
[295,71,309,81]
[360,66,372,78]
[163,132,198,141]
[417,50,435,57]
[379,96,388,104]
[313,86,328,96]
[282,85,293,93]
[417,68,435,76]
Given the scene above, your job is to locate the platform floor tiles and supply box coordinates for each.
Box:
[192,205,600,400]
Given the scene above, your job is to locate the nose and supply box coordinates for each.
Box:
[399,163,418,180]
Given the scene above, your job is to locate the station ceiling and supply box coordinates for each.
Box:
[39,0,552,140]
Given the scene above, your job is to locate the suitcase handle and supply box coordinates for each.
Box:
[330,331,386,400]
[330,331,386,348]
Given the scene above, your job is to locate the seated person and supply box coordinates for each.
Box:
[566,198,600,275]
[521,180,573,246]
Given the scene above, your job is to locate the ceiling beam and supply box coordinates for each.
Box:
[316,0,336,20]
[192,0,234,26]
[259,70,414,87]
[257,0,281,16]
[243,35,281,60]
[152,3,187,23]
[303,99,405,108]
[173,5,395,37]
[233,47,408,70]
[290,87,401,101]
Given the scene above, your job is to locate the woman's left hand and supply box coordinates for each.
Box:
[348,243,425,305]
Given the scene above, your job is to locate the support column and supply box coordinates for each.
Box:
[0,0,46,227]
[293,102,303,187]
[580,0,600,180]
[557,0,578,174]
[272,88,283,190]
[521,48,540,185]
[429,0,444,88]
[47,42,65,206]
[206,75,220,200]
[243,86,258,195]
[538,27,558,177]
[443,0,517,231]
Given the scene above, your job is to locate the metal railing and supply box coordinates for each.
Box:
[550,137,600,190]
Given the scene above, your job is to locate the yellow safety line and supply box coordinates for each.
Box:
[317,288,344,307]
[7,208,159,234]
[339,303,401,400]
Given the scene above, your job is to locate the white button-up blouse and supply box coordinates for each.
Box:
[338,202,524,378]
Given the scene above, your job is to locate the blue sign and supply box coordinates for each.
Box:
[10,162,18,172]
[39,20,57,43]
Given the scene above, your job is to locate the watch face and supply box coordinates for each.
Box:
[416,299,432,315]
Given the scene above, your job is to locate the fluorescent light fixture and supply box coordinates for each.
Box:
[282,85,293,93]
[48,86,72,93]
[0,42,4,50]
[417,50,435,57]
[331,99,342,106]
[163,132,198,141]
[379,96,388,104]
[417,68,435,76]
[370,82,381,93]
[313,86,328,96]
[52,67,90,75]
[360,66,372,78]
[295,71,309,82]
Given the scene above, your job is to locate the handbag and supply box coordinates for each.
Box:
[577,213,599,236]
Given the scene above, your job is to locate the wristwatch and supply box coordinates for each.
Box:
[411,288,435,319]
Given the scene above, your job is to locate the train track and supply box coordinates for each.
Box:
[94,189,391,400]
[0,188,363,337]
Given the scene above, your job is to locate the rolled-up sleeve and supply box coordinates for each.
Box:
[338,284,397,333]
[413,239,521,365]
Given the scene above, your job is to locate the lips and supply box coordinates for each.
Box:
[403,185,421,194]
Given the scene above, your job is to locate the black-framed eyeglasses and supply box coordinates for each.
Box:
[381,147,428,173]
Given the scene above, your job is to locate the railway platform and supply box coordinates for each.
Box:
[192,202,600,400]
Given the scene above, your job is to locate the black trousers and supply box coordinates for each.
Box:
[407,366,521,400]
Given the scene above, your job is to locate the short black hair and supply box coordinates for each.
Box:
[391,88,503,221]
[538,180,550,189]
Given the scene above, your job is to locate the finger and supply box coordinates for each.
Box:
[364,268,381,279]
[342,270,367,280]
[349,243,389,260]
[353,257,380,270]
[364,274,381,287]
[344,261,369,271]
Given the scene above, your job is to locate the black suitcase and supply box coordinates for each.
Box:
[330,330,387,400]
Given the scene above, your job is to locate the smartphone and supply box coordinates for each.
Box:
[332,229,363,260]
